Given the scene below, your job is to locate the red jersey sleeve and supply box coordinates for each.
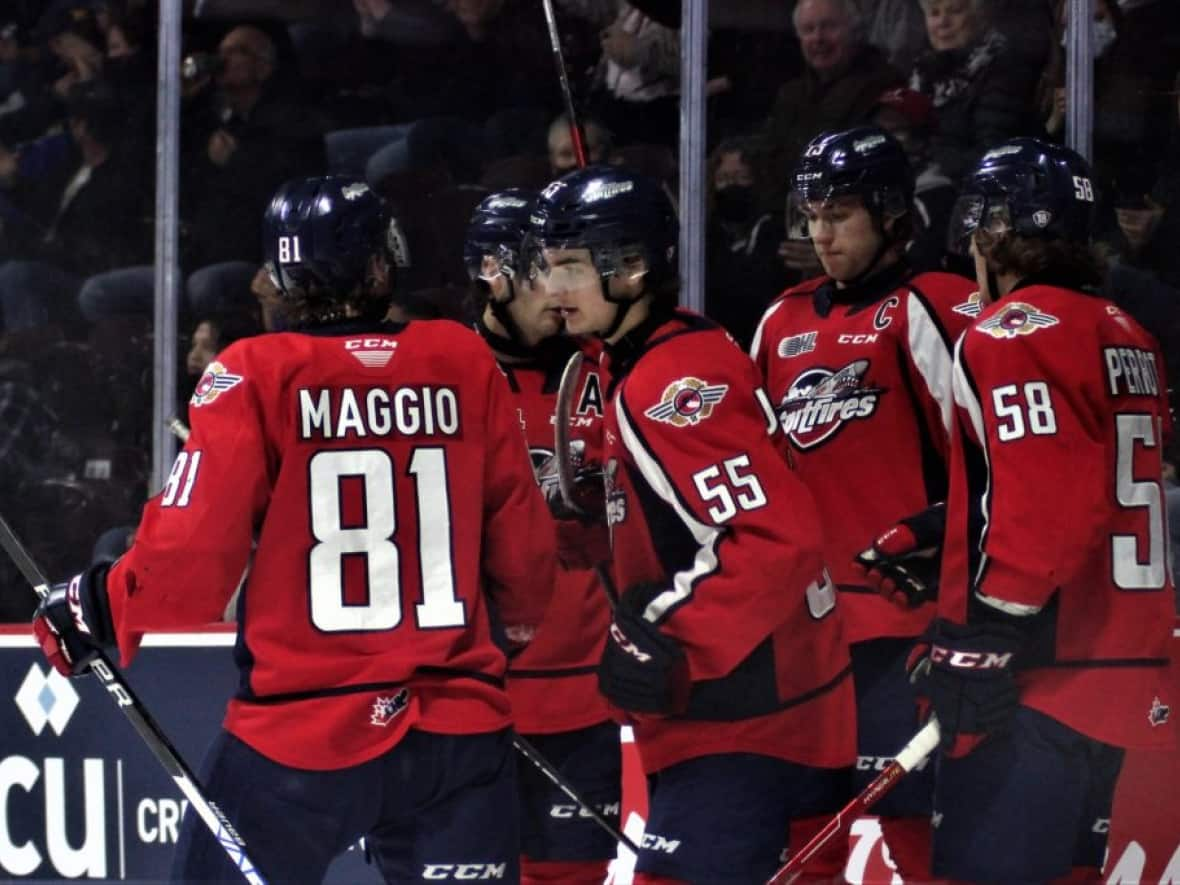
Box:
[106,353,272,664]
[948,321,1108,615]
[478,355,557,637]
[615,331,828,681]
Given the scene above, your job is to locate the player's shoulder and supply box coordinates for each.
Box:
[623,311,753,413]
[963,285,1092,358]
[766,274,828,314]
[907,270,979,308]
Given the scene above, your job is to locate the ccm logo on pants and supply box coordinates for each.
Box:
[421,863,507,880]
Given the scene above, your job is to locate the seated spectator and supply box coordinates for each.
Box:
[870,87,958,272]
[704,135,790,349]
[762,0,903,212]
[909,0,1039,180]
[0,78,149,332]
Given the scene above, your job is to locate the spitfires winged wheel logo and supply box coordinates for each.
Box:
[190,360,244,407]
[779,359,883,450]
[976,302,1059,339]
[644,377,728,427]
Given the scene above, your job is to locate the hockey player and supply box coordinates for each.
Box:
[464,190,619,885]
[750,126,976,879]
[32,175,556,883]
[918,138,1174,882]
[528,165,857,884]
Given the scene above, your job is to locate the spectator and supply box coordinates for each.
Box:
[871,87,958,272]
[181,25,325,270]
[586,1,680,148]
[865,0,929,73]
[704,135,790,349]
[909,0,1039,180]
[548,113,613,175]
[0,78,149,331]
[761,0,903,212]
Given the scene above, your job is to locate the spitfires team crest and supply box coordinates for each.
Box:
[644,377,728,427]
[190,361,244,407]
[779,359,883,450]
[952,291,984,318]
[976,302,1059,339]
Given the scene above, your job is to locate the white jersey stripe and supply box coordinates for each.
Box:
[906,291,957,434]
[616,393,723,624]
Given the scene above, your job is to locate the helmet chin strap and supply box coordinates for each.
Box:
[487,275,533,351]
[595,270,646,341]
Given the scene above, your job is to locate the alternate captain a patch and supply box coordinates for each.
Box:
[644,377,728,427]
[976,302,1059,340]
[190,361,244,407]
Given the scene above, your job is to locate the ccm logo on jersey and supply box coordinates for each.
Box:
[976,302,1059,339]
[421,863,507,880]
[929,645,1013,670]
[190,361,243,407]
[837,333,878,344]
[778,359,882,450]
[344,337,398,369]
[644,377,728,427]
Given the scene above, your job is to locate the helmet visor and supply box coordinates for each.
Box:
[947,193,1012,256]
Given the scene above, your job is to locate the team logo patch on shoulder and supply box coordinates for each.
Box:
[952,291,984,318]
[1149,696,1170,727]
[644,377,728,426]
[371,689,409,727]
[778,331,818,358]
[976,302,1059,339]
[190,361,243,407]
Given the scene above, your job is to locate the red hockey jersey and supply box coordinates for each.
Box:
[601,310,855,775]
[105,320,556,770]
[751,268,977,644]
[940,286,1174,749]
[496,341,613,735]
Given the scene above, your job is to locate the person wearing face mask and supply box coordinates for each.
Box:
[704,136,790,349]
[751,127,976,882]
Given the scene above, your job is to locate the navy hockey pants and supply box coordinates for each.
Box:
[171,727,519,884]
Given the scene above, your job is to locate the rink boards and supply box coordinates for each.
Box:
[0,625,1176,884]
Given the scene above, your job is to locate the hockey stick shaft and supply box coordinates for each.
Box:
[765,718,941,885]
[540,0,588,168]
[513,732,640,854]
[0,514,267,885]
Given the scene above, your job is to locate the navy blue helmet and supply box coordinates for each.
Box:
[262,175,395,297]
[528,165,678,285]
[463,189,537,282]
[788,126,913,238]
[949,138,1096,254]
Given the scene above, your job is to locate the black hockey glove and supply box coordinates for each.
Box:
[598,600,689,715]
[908,618,1021,758]
[32,563,115,677]
[536,444,605,524]
[853,502,946,609]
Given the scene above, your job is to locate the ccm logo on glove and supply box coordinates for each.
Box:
[929,645,1014,670]
[609,623,652,663]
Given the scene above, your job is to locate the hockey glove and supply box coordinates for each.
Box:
[853,502,946,609]
[598,600,689,715]
[536,445,605,524]
[32,563,115,677]
[908,618,1021,758]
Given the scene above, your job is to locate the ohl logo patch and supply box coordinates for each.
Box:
[977,302,1059,339]
[190,361,244,407]
[779,359,883,450]
[644,377,728,427]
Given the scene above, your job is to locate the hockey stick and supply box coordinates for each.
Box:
[0,514,267,885]
[541,0,588,168]
[513,732,640,854]
[554,350,588,518]
[765,718,941,885]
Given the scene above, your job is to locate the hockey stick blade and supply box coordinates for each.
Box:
[554,350,587,516]
[0,514,267,885]
[513,733,640,855]
[765,717,941,885]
